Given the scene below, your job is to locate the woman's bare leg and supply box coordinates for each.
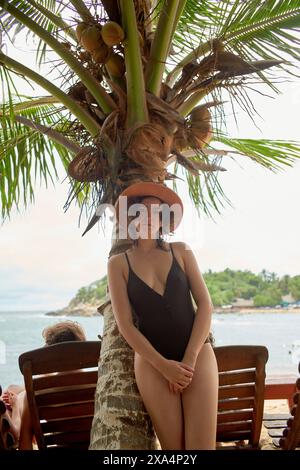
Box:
[18,393,33,450]
[1,390,25,441]
[181,343,219,449]
[134,352,185,450]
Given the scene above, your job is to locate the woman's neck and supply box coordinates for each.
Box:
[134,238,161,253]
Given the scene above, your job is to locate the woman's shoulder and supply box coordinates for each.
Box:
[107,252,129,285]
[107,251,127,269]
[170,241,191,252]
[171,242,194,264]
[170,241,185,248]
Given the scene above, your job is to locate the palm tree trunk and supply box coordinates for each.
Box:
[89,230,160,450]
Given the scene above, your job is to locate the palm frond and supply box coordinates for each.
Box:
[0,2,115,114]
[172,135,300,218]
[170,0,300,91]
[168,143,233,219]
[6,95,60,112]
[213,136,300,171]
[0,0,73,67]
[184,159,234,221]
[0,98,89,220]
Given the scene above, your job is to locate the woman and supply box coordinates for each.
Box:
[108,182,219,450]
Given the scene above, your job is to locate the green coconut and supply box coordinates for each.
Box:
[101,21,125,47]
[91,44,111,64]
[188,125,213,149]
[81,25,103,52]
[190,105,211,124]
[105,53,125,78]
[75,22,88,43]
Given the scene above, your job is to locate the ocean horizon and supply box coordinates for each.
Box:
[0,310,299,390]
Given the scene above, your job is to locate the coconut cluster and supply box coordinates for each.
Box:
[69,19,215,184]
[76,21,125,77]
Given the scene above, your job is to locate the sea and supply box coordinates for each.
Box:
[0,310,299,390]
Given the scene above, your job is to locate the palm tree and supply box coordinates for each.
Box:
[1,0,300,450]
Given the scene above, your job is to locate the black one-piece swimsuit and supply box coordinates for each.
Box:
[125,243,210,361]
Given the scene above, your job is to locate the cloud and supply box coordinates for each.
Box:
[0,168,113,310]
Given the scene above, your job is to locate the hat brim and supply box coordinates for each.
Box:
[114,182,183,232]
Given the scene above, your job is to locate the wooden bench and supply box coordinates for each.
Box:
[214,345,269,450]
[18,341,101,449]
[17,342,271,450]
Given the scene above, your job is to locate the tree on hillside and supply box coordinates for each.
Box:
[289,275,300,300]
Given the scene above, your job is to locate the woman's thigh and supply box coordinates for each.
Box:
[134,353,185,450]
[181,343,219,450]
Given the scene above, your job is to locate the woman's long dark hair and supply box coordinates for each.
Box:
[128,195,175,251]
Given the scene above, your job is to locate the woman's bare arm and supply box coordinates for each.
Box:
[107,255,167,372]
[177,242,214,366]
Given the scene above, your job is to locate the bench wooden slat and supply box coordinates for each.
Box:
[33,371,98,391]
[218,370,256,386]
[38,402,94,421]
[41,416,93,434]
[218,384,255,400]
[216,443,254,450]
[218,398,255,412]
[216,430,252,441]
[35,386,96,407]
[46,442,89,450]
[19,342,101,375]
[217,420,252,434]
[44,430,91,446]
[218,410,253,424]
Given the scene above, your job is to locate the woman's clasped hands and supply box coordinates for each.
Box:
[160,359,195,394]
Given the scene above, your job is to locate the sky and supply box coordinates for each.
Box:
[0,28,300,311]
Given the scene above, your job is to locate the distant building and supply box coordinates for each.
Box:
[281,293,296,303]
[231,298,254,307]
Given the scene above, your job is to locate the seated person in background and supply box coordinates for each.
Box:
[1,384,25,440]
[0,320,86,449]
[42,320,86,345]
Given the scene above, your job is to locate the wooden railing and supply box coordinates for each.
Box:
[264,376,298,410]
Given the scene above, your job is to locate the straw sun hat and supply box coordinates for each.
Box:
[114,181,184,233]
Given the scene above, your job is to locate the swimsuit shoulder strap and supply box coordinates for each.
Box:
[124,251,131,270]
[169,242,181,270]
[169,242,174,257]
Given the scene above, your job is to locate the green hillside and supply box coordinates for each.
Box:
[205,269,300,307]
[72,269,300,308]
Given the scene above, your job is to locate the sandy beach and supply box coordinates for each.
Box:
[215,307,300,314]
[259,399,290,450]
